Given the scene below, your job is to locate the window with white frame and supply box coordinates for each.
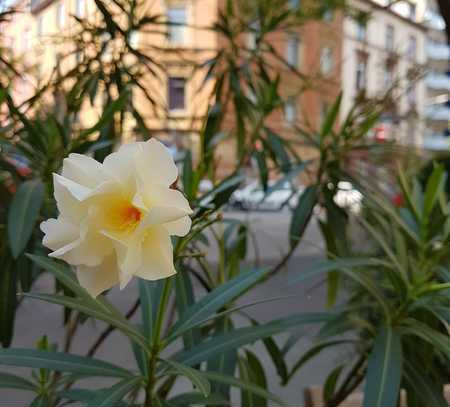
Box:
[168,6,187,45]
[356,19,366,42]
[320,46,333,75]
[168,77,186,111]
[56,3,66,29]
[406,35,417,61]
[355,58,367,91]
[286,35,300,68]
[284,96,297,125]
[75,0,85,18]
[385,24,395,51]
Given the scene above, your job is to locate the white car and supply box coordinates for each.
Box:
[232,181,303,211]
[333,181,363,213]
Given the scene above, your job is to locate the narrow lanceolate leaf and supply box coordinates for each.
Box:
[423,164,446,219]
[289,186,318,248]
[86,377,142,407]
[27,254,118,316]
[175,269,200,350]
[320,93,342,143]
[23,293,148,352]
[0,349,132,378]
[174,313,330,367]
[139,279,163,340]
[363,327,402,407]
[30,395,50,407]
[168,392,228,406]
[403,360,448,407]
[0,253,17,347]
[7,180,44,258]
[168,267,271,342]
[0,372,35,391]
[161,359,211,398]
[202,371,286,407]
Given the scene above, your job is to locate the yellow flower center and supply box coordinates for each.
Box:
[107,199,143,232]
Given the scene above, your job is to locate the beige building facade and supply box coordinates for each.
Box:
[341,0,428,146]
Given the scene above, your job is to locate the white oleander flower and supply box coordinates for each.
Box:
[41,139,192,297]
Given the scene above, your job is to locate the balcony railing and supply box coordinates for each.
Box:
[30,0,55,14]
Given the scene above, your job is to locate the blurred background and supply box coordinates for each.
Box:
[0,0,449,406]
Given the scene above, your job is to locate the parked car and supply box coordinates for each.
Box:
[333,181,363,213]
[231,180,304,211]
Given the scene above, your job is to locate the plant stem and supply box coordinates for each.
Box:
[144,278,173,406]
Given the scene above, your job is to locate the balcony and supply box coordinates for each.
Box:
[426,72,450,91]
[427,41,450,61]
[425,104,450,122]
[30,0,55,14]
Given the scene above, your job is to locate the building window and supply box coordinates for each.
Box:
[37,15,43,37]
[320,47,333,75]
[284,96,297,125]
[355,58,367,91]
[407,84,416,109]
[56,3,66,28]
[168,6,187,45]
[168,77,186,111]
[407,36,417,61]
[386,24,395,51]
[356,20,366,42]
[384,65,394,88]
[408,3,417,20]
[286,36,300,68]
[323,7,333,22]
[75,0,85,18]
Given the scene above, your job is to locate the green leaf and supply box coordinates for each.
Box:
[0,349,132,377]
[7,180,44,258]
[363,326,402,407]
[289,186,318,248]
[320,93,342,143]
[423,164,446,219]
[0,252,17,347]
[168,392,228,406]
[24,293,148,352]
[174,313,330,367]
[86,377,142,407]
[27,254,120,316]
[161,359,211,398]
[175,269,200,350]
[169,267,271,342]
[239,351,267,407]
[30,395,50,407]
[202,371,286,407]
[139,279,163,341]
[286,340,351,384]
[254,151,268,191]
[182,150,194,200]
[267,131,290,172]
[323,365,344,401]
[403,360,448,407]
[80,90,129,138]
[0,372,35,391]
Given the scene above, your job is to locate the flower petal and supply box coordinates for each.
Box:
[164,216,192,237]
[41,218,80,252]
[62,153,107,188]
[76,255,120,297]
[135,227,176,281]
[136,139,178,187]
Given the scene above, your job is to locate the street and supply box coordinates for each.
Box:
[2,210,346,407]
